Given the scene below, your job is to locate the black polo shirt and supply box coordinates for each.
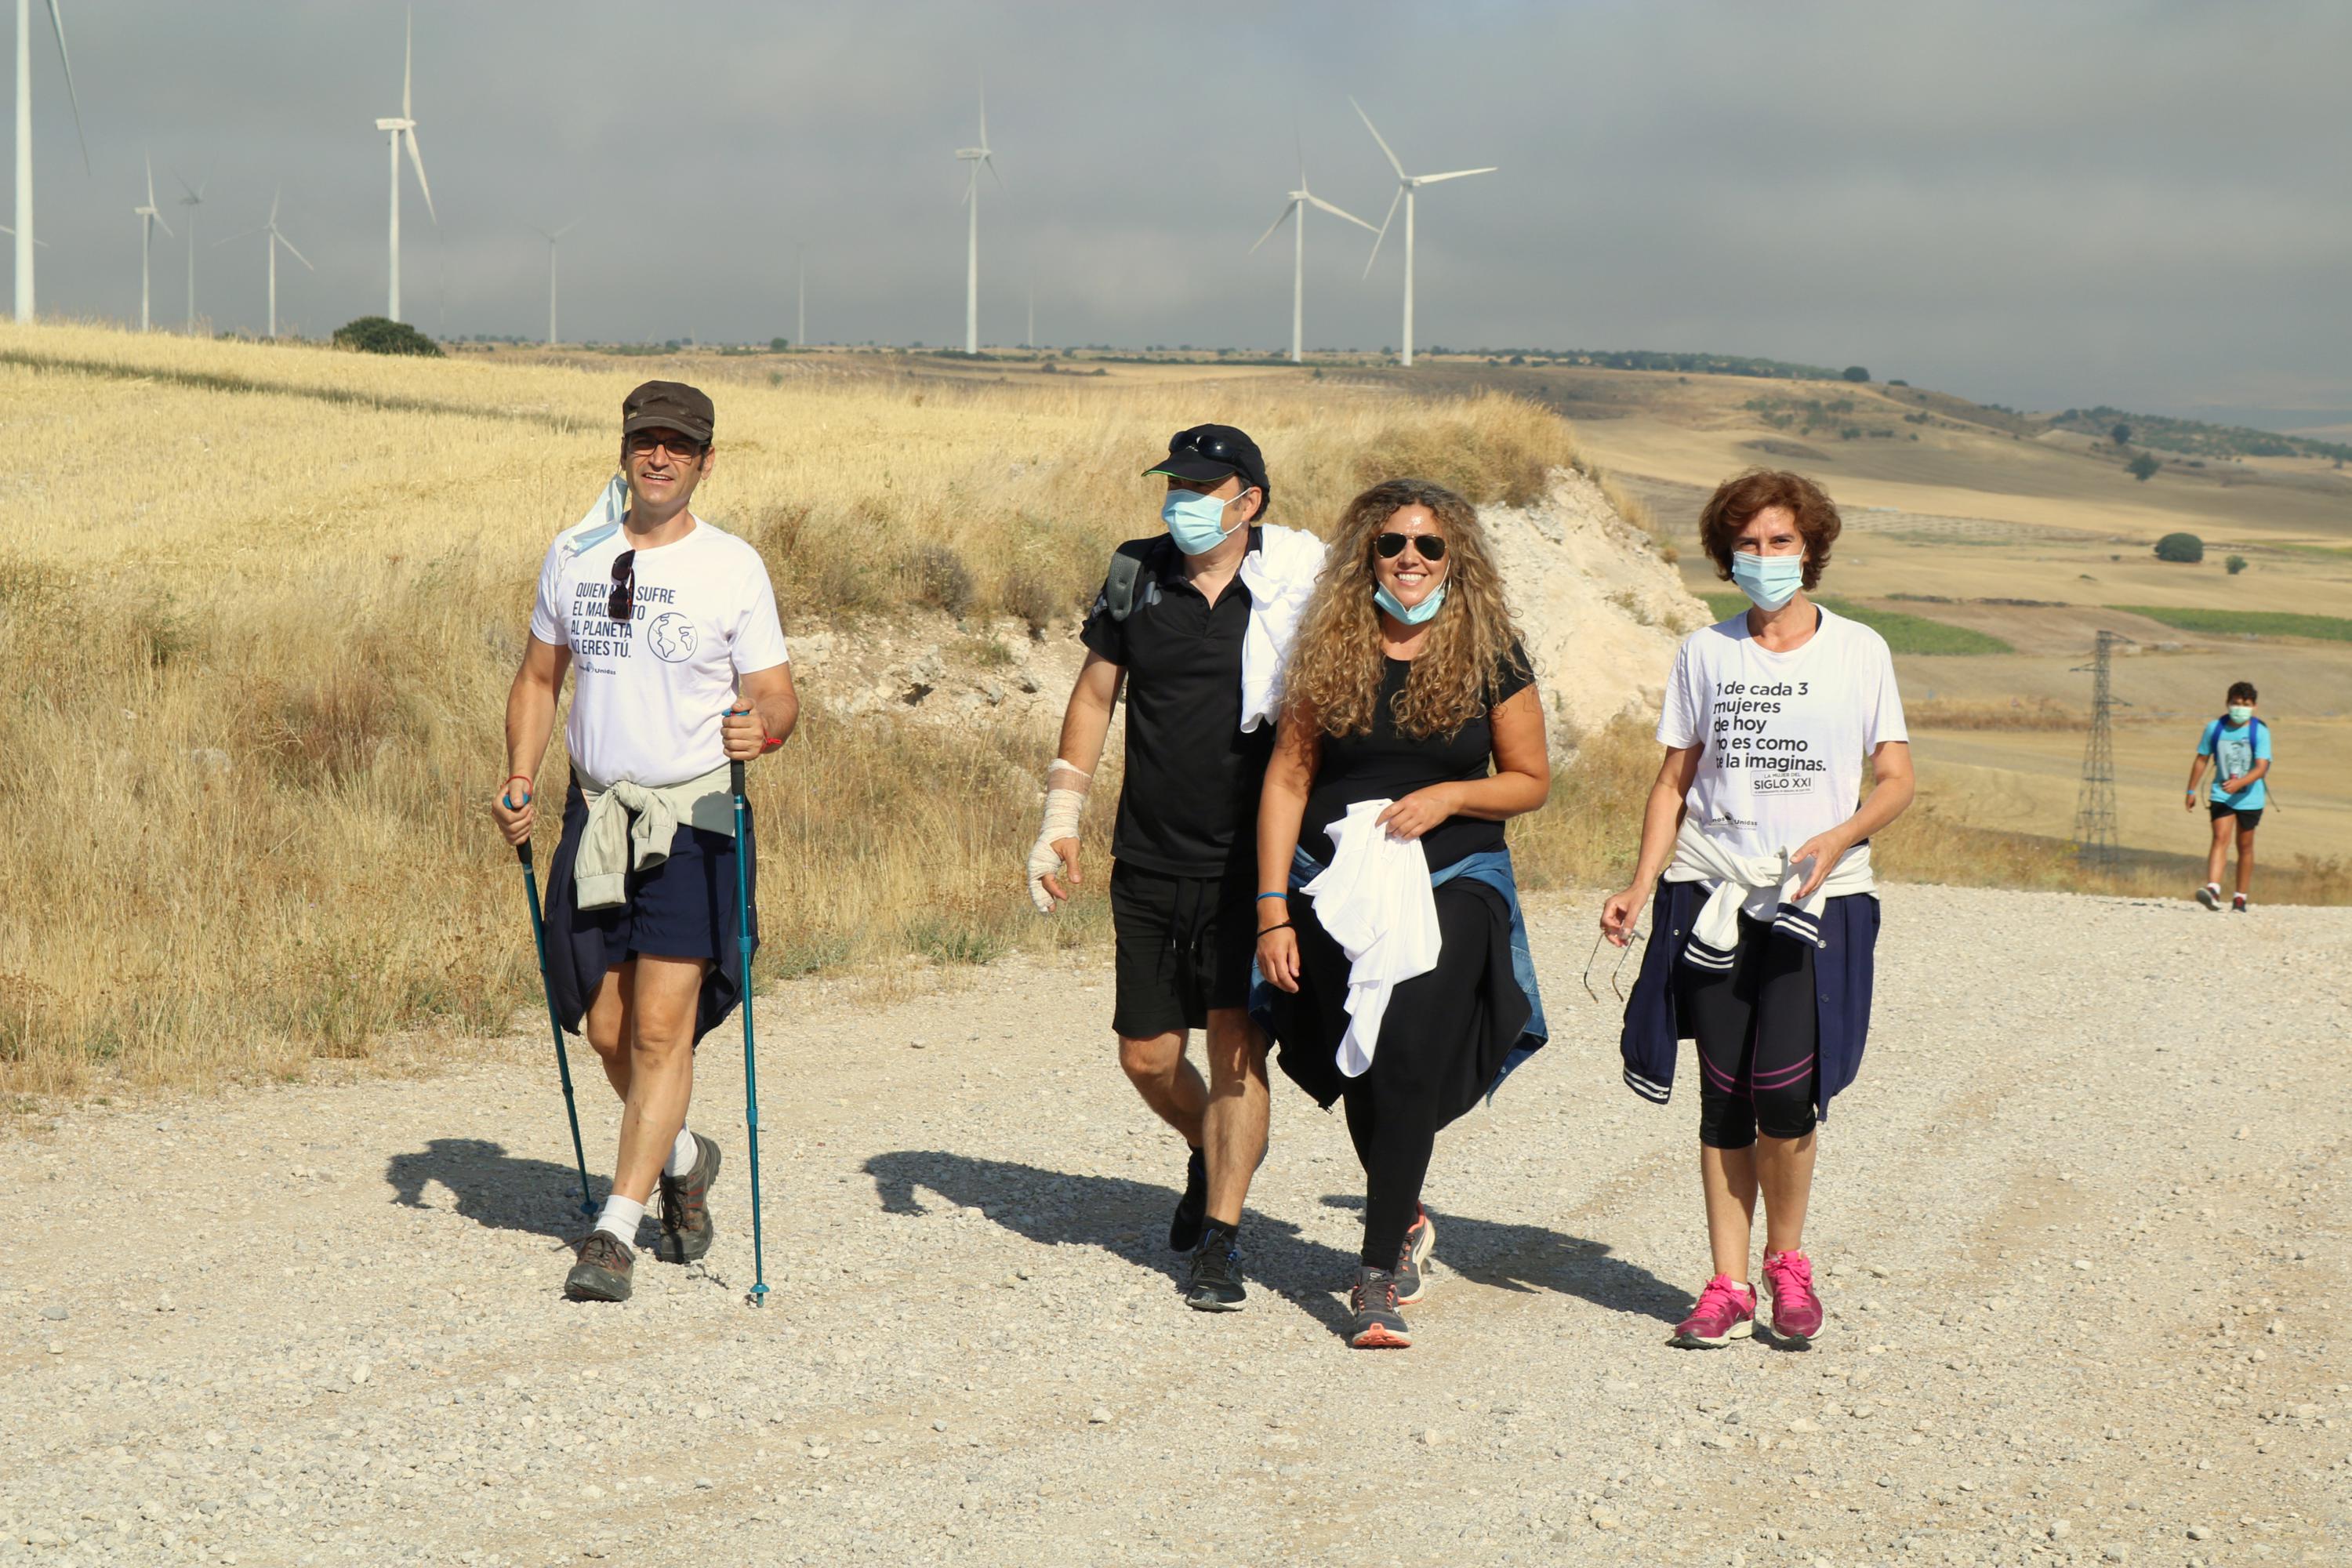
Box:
[1079,529,1277,880]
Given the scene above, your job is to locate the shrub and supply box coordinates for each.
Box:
[2154,532,2204,563]
[769,336,789,351]
[2111,423,2132,446]
[332,316,442,357]
[1842,365,1869,383]
[2129,453,2161,481]
[2226,555,2248,575]
[906,542,975,617]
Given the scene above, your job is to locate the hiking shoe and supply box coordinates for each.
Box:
[1395,1207,1437,1306]
[652,1132,722,1264]
[2196,883,2223,910]
[2231,894,2249,913]
[1670,1275,1755,1348]
[564,1231,634,1303]
[1185,1228,1247,1312]
[1168,1145,1208,1253]
[1761,1250,1824,1344]
[1348,1266,1411,1348]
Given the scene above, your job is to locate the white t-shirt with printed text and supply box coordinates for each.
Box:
[529,514,789,787]
[1657,606,1907,859]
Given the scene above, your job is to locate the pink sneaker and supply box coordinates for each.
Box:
[1761,1250,1824,1344]
[1671,1275,1755,1348]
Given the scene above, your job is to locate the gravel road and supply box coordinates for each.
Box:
[5,884,2348,1566]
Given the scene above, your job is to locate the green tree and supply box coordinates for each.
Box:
[1842,365,1870,383]
[2129,453,2161,481]
[2111,423,2132,446]
[2225,555,2248,575]
[770,336,790,351]
[332,316,442,357]
[2154,532,2204,563]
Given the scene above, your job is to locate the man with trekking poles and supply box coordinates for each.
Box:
[492,379,797,1303]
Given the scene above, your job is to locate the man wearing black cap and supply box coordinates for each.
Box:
[492,379,798,1304]
[1028,424,1327,1312]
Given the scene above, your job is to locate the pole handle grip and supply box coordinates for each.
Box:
[731,759,746,797]
[515,840,534,871]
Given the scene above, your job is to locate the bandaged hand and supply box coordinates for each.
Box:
[1025,761,1091,914]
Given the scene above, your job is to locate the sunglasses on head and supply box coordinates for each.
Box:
[1170,431,1246,463]
[1374,532,1446,561]
[608,550,636,624]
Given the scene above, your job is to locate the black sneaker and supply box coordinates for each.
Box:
[2231,894,2249,913]
[565,1231,634,1303]
[1185,1225,1247,1312]
[1394,1207,1437,1306]
[653,1132,722,1264]
[1348,1266,1410,1349]
[1167,1145,1208,1253]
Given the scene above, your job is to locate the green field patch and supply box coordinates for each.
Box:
[2111,605,2352,642]
[1699,593,2015,655]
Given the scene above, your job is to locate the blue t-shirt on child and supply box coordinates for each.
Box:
[2198,717,2271,810]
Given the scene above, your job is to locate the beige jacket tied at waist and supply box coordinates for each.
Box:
[572,761,736,910]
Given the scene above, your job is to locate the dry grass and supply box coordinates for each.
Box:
[0,321,1599,1095]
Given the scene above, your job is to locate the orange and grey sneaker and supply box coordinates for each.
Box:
[1394,1208,1437,1306]
[1670,1274,1755,1348]
[1348,1266,1411,1349]
[653,1133,722,1264]
[1761,1250,1824,1344]
[564,1231,634,1303]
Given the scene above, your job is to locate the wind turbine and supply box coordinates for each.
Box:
[132,151,172,332]
[795,242,804,347]
[953,84,1002,354]
[170,161,211,330]
[372,7,437,322]
[216,186,310,339]
[12,0,90,322]
[532,219,579,345]
[1351,97,1495,368]
[1250,136,1375,365]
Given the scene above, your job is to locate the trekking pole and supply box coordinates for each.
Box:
[506,787,597,1221]
[729,741,771,1308]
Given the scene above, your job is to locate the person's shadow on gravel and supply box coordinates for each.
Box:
[386,1138,597,1243]
[1318,1195,1692,1326]
[865,1151,1363,1337]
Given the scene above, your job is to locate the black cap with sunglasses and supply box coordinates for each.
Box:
[1144,423,1270,503]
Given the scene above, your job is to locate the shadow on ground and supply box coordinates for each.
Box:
[864,1151,1690,1336]
[385,1138,601,1243]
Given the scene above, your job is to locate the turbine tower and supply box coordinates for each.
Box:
[532,219,579,346]
[12,0,89,323]
[372,8,436,322]
[796,243,805,347]
[1351,97,1494,368]
[170,161,211,330]
[954,84,1001,354]
[217,186,310,339]
[1250,140,1375,365]
[132,151,171,332]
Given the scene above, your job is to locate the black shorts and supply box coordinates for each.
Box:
[1109,862,1258,1038]
[2209,802,2263,832]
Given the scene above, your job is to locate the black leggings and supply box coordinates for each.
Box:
[1677,915,1819,1149]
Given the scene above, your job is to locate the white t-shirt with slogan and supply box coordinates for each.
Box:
[528,514,789,787]
[1657,606,1907,859]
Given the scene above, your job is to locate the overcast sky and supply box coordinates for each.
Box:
[18,1,2350,427]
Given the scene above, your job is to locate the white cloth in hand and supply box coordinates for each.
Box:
[1301,799,1441,1077]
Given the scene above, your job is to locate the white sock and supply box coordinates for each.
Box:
[594,1194,646,1247]
[665,1127,699,1178]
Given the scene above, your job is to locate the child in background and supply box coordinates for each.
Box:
[2187,681,2270,913]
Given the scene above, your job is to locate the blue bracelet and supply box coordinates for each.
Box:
[1256,891,1288,902]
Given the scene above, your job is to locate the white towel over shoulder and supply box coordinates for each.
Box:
[1301,799,1442,1077]
[1236,524,1329,731]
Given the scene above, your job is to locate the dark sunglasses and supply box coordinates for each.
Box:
[1374,532,1446,561]
[608,550,636,624]
[1170,431,1246,463]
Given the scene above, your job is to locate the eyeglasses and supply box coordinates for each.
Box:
[626,432,705,459]
[1374,532,1446,561]
[608,550,636,624]
[1582,927,1643,1004]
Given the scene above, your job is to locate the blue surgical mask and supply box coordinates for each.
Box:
[2227,704,2253,724]
[1162,488,1250,556]
[1730,550,1806,611]
[1374,583,1446,625]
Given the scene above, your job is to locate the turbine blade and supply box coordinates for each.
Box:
[1306,193,1377,232]
[46,0,90,174]
[554,218,583,238]
[1249,200,1297,255]
[1363,186,1402,278]
[213,228,262,246]
[269,183,281,226]
[1294,111,1306,187]
[403,7,414,119]
[169,165,199,202]
[978,77,988,149]
[405,129,437,223]
[195,156,216,201]
[1415,166,1497,185]
[1350,97,1406,180]
[985,152,1005,191]
[145,151,157,209]
[153,211,173,240]
[278,233,315,271]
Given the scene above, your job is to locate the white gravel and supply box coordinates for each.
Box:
[4,884,2348,1566]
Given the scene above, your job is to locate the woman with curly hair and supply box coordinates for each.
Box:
[1254,477,1551,1348]
[1602,469,1913,1351]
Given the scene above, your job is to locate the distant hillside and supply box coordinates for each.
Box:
[2045,405,2352,465]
